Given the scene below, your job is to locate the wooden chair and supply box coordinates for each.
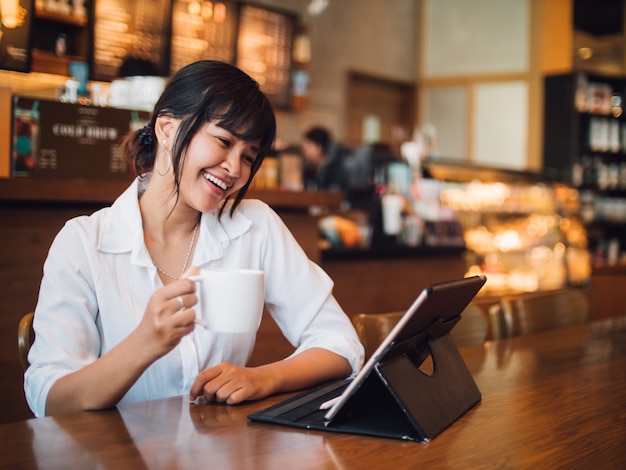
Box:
[18,312,35,372]
[352,304,489,360]
[451,305,490,347]
[490,289,590,340]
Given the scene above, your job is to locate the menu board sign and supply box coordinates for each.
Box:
[169,0,237,75]
[169,1,295,108]
[92,0,171,81]
[0,0,33,73]
[236,5,294,109]
[92,1,296,107]
[11,96,149,179]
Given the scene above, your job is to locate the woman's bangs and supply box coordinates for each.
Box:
[216,99,275,152]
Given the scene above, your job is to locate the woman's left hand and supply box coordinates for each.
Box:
[190,348,352,405]
[189,363,277,405]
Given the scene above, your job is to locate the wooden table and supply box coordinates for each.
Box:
[2,317,626,469]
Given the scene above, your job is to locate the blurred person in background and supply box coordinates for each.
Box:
[301,126,349,191]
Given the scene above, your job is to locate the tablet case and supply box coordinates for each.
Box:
[248,276,485,443]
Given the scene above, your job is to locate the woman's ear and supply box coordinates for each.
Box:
[154,116,177,144]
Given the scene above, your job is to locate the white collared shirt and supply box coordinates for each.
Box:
[25,178,364,417]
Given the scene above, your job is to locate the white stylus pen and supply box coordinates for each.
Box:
[319,396,341,410]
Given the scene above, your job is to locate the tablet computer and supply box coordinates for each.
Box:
[248,274,487,442]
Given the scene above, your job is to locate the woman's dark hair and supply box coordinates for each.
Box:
[122,60,276,217]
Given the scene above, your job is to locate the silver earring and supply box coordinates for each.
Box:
[155,139,172,176]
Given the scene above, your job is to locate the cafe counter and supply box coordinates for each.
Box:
[320,245,466,316]
[590,263,626,321]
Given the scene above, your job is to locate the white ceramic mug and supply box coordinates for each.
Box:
[188,268,264,333]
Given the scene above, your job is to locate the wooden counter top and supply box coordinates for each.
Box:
[3,317,626,468]
[0,177,344,209]
[322,244,466,261]
[592,263,626,276]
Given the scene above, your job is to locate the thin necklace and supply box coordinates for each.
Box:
[152,222,198,280]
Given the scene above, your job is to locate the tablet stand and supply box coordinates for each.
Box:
[327,332,481,442]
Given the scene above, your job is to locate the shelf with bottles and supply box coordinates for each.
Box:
[579,187,626,266]
[572,77,626,183]
[574,77,626,146]
[544,72,626,181]
[572,154,626,192]
[543,72,626,268]
[577,116,626,158]
[30,1,91,75]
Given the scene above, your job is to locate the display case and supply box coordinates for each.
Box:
[423,159,591,295]
[543,72,626,266]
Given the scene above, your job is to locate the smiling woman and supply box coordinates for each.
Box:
[123,60,276,214]
[24,60,364,419]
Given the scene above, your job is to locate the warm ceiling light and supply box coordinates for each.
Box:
[307,0,329,16]
[293,32,311,64]
[213,2,226,23]
[188,0,201,16]
[1,0,22,29]
[201,1,213,20]
[578,47,593,60]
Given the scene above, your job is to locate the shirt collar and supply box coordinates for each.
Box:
[96,178,253,265]
[97,178,143,255]
[193,200,252,264]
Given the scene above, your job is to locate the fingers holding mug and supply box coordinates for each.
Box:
[169,291,197,332]
[173,292,197,313]
[165,278,198,315]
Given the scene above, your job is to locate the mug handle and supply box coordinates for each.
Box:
[186,275,209,329]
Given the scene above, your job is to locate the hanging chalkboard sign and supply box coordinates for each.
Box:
[169,0,237,75]
[169,1,296,109]
[91,1,296,108]
[235,4,295,109]
[0,0,33,73]
[91,0,171,81]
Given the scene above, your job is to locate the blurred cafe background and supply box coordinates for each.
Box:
[1,0,626,422]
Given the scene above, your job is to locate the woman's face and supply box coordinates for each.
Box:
[178,120,261,213]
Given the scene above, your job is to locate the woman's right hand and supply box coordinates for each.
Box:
[45,266,201,416]
[137,268,199,359]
